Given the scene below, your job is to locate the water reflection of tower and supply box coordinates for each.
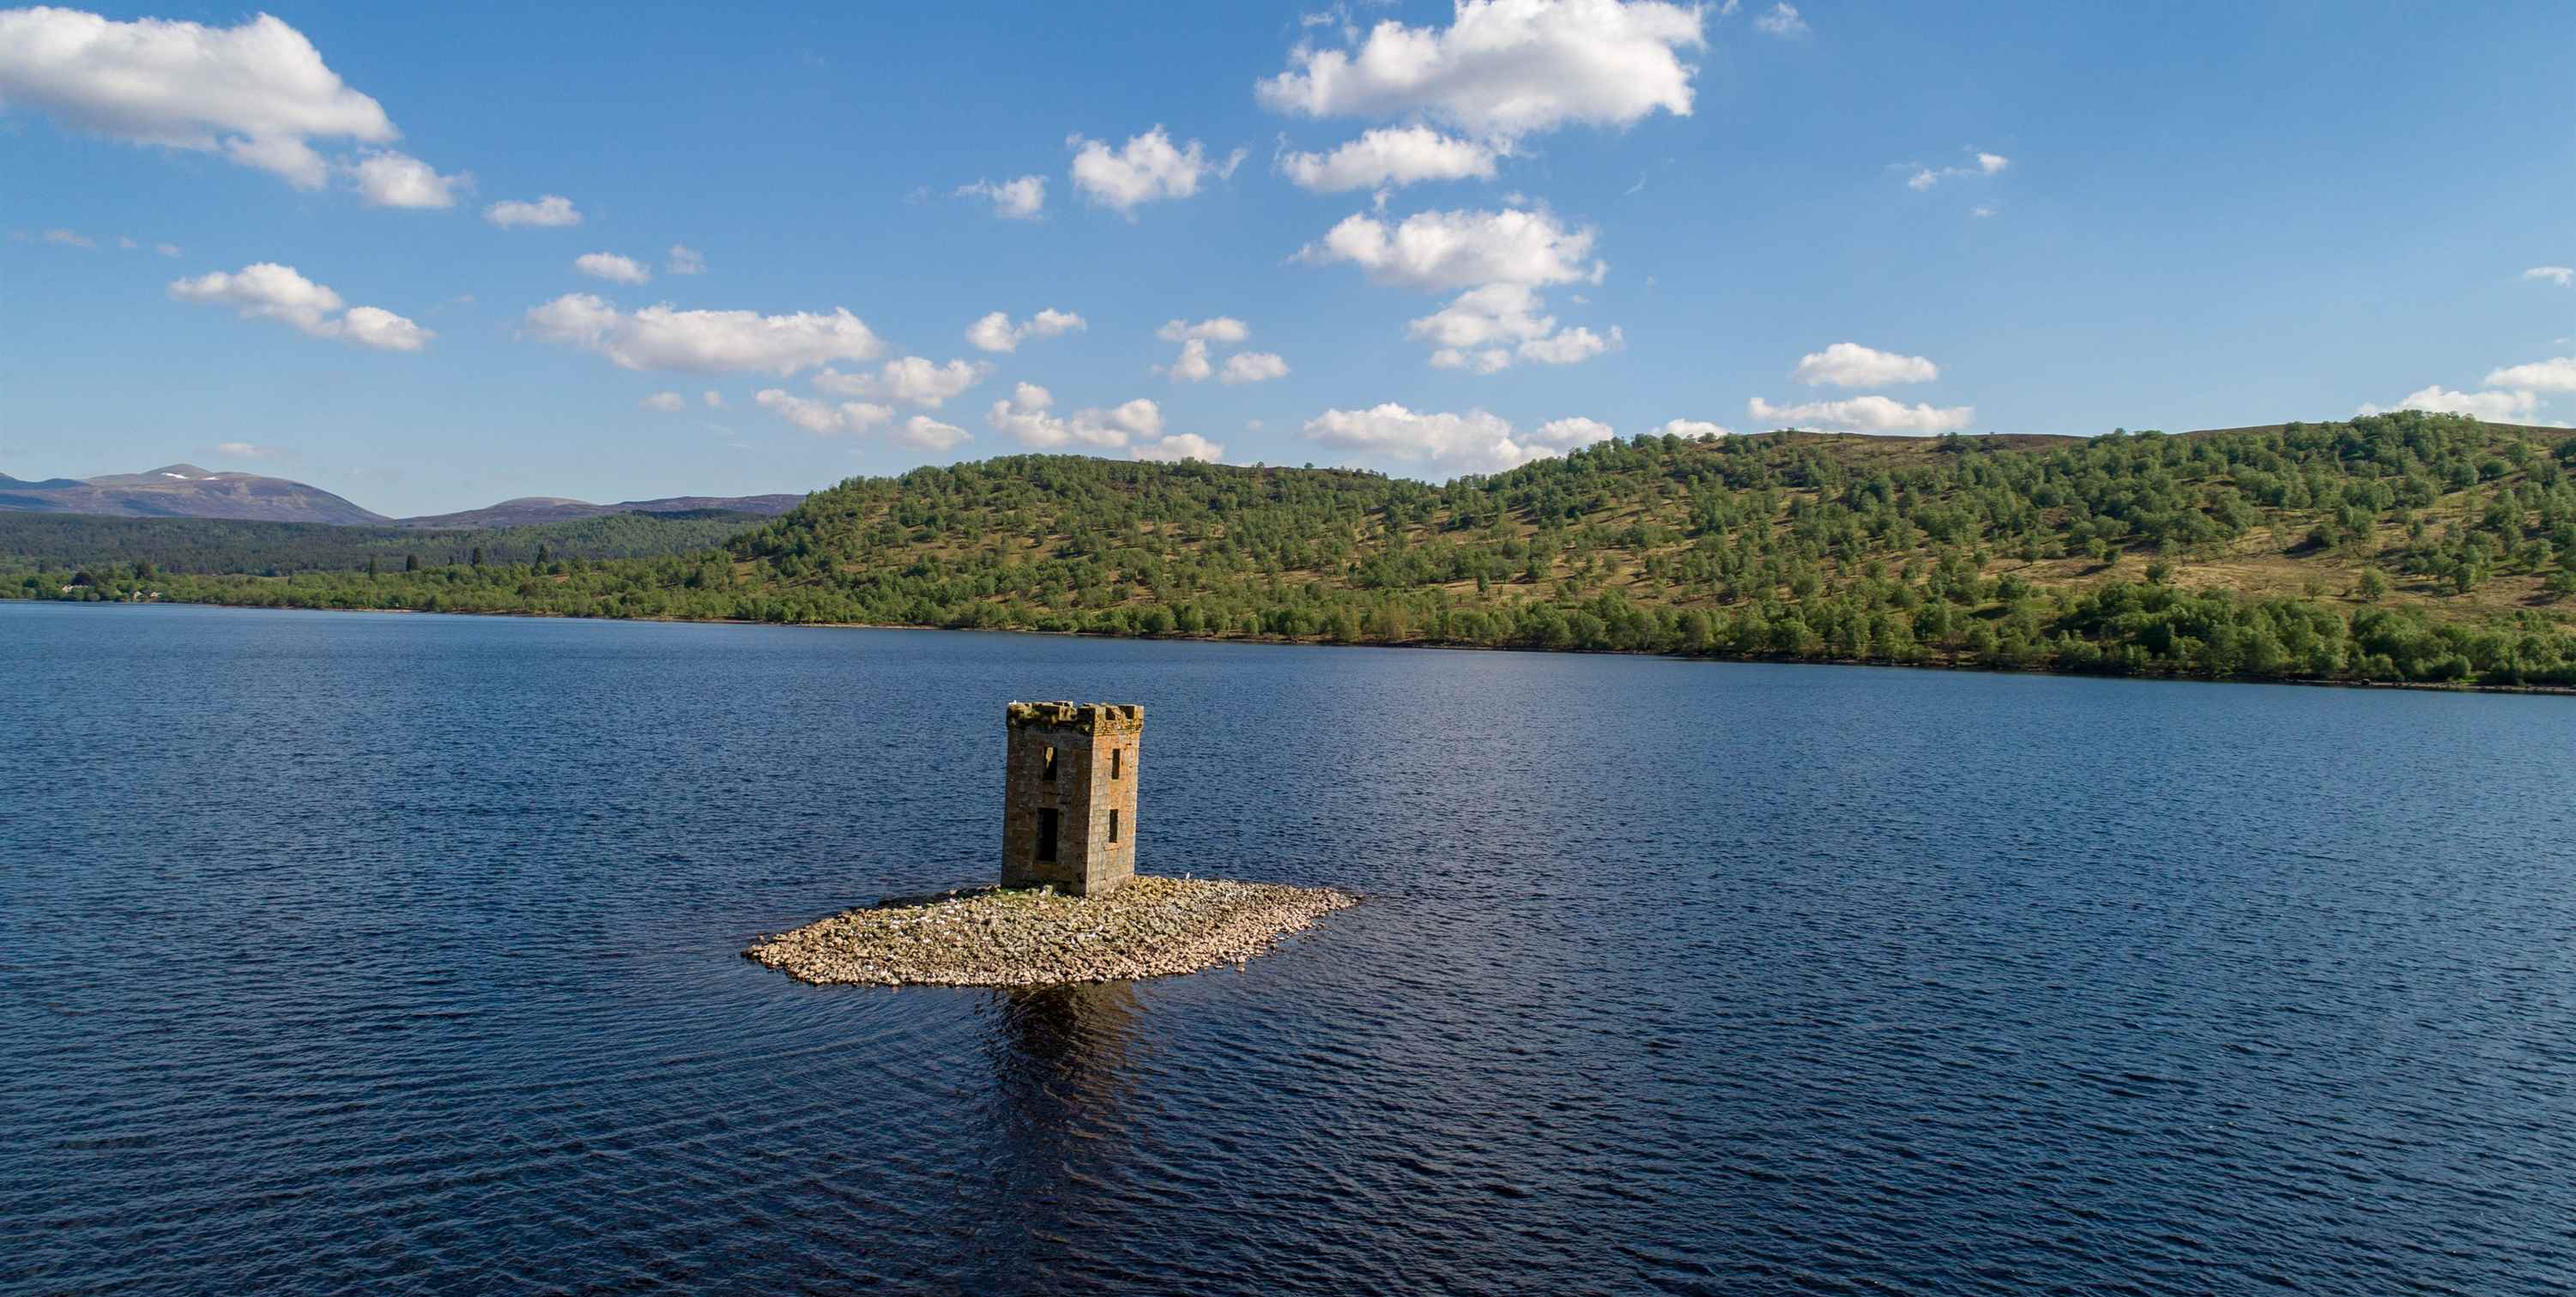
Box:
[992,981,1142,1137]
[968,982,1147,1276]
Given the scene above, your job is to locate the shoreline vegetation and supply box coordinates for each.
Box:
[745,877,1358,986]
[33,599,2576,699]
[15,413,2576,695]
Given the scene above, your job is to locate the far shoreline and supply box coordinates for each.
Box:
[14,594,2574,701]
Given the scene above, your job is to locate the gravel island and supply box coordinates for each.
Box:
[746,875,1357,986]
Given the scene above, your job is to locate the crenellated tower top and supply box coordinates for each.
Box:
[1006,701,1145,736]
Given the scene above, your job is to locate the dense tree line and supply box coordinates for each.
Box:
[12,412,2576,690]
[0,509,767,575]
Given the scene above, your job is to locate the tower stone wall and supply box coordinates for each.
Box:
[1002,702,1142,896]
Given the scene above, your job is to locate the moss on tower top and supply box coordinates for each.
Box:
[1005,701,1144,735]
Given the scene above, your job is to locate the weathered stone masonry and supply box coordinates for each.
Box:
[1002,702,1142,896]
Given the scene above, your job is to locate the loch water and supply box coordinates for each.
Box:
[3,601,2573,1294]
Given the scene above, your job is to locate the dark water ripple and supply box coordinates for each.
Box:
[3,602,2574,1294]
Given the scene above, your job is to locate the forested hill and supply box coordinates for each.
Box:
[17,412,2576,690]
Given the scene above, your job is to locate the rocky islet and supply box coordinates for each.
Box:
[745,875,1357,987]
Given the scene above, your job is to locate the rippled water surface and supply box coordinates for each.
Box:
[5,602,2576,1294]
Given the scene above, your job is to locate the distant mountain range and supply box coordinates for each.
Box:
[0,465,387,525]
[0,464,803,528]
[394,494,806,528]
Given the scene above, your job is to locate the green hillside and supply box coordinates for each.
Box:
[15,411,2576,689]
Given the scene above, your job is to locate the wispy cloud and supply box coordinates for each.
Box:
[1905,149,2009,191]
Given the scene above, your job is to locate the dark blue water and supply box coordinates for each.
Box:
[4,602,2574,1294]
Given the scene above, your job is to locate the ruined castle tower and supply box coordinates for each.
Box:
[1002,702,1142,896]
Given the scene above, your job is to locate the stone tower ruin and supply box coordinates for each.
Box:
[1002,702,1142,896]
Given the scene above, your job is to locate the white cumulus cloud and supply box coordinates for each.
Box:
[1428,347,1515,374]
[1297,207,1604,292]
[1748,395,1974,433]
[2525,266,2573,287]
[41,227,95,249]
[2484,358,2576,393]
[1167,338,1215,383]
[1535,415,1616,446]
[334,305,432,352]
[573,252,650,285]
[1655,419,1731,437]
[525,293,882,374]
[1302,403,1609,475]
[1515,324,1621,365]
[1067,126,1246,214]
[168,262,430,352]
[896,414,971,451]
[755,389,894,437]
[1409,283,1552,347]
[0,9,399,189]
[984,383,1164,449]
[2356,385,2543,421]
[486,195,581,228]
[965,307,1085,353]
[1793,341,1939,386]
[1406,283,1617,371]
[1155,318,1285,384]
[348,149,468,208]
[1258,0,1704,139]
[813,356,987,407]
[1091,398,1164,441]
[1277,126,1500,192]
[988,383,1097,448]
[640,391,686,412]
[1132,432,1225,462]
[956,174,1046,219]
[1158,317,1254,344]
[667,244,705,274]
[1221,352,1291,383]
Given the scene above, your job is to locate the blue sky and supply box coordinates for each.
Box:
[4,0,2573,516]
